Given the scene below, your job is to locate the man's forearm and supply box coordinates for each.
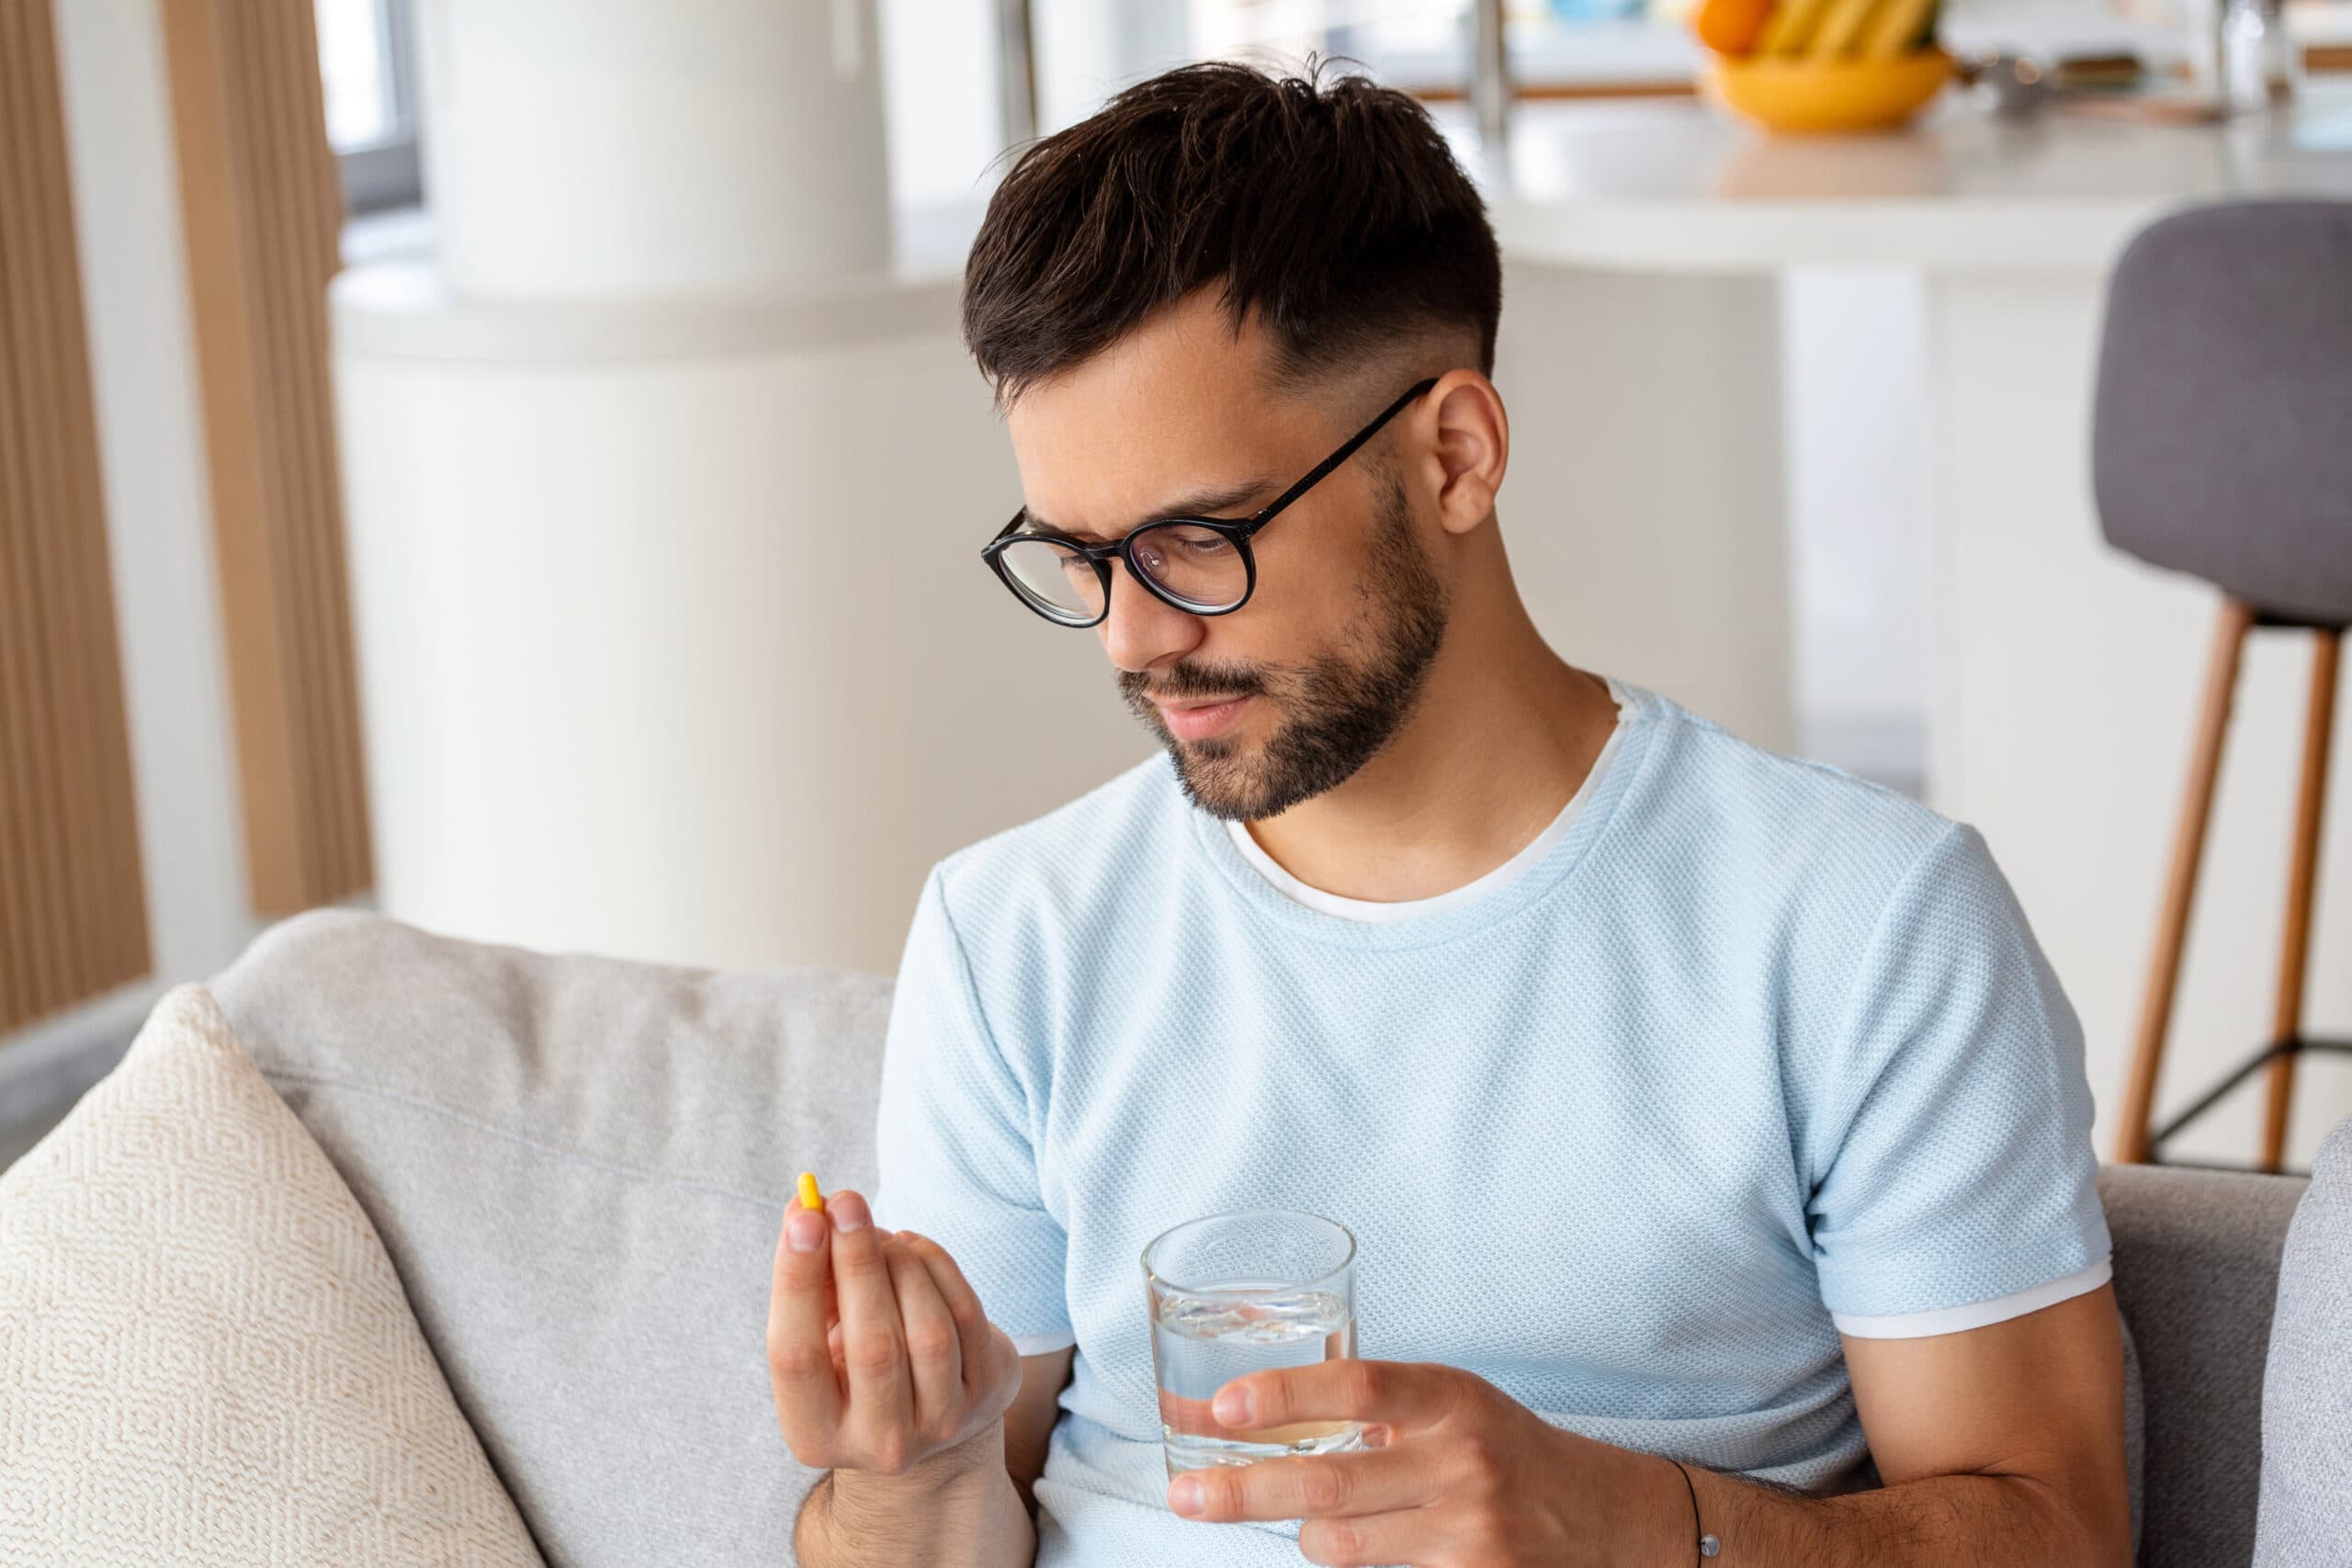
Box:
[1677,1460,2128,1568]
[795,1424,1035,1568]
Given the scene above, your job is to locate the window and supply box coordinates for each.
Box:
[314,0,421,214]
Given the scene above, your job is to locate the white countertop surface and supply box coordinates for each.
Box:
[1445,83,2352,274]
[334,77,2352,363]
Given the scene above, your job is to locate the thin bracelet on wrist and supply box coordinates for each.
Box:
[1669,1457,1722,1562]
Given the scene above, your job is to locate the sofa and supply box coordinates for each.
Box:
[1,908,2345,1566]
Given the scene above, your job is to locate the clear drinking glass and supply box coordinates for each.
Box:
[1142,1209,1363,1478]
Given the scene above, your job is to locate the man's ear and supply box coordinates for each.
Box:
[1421,370,1508,537]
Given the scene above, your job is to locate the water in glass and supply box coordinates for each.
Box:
[1149,1285,1361,1473]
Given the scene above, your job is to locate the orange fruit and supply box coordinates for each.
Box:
[1693,0,1779,55]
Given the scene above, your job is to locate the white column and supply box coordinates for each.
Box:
[413,0,892,298]
[339,0,1154,974]
[332,277,1149,974]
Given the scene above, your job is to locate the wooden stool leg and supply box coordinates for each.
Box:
[2116,597,2255,1164]
[2260,629,2340,1173]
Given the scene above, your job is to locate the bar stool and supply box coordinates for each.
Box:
[2096,199,2352,1174]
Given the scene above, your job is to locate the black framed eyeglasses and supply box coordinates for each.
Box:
[981,377,1440,627]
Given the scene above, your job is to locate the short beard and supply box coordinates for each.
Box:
[1118,475,1448,821]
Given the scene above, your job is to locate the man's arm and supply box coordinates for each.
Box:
[1002,1347,1077,1520]
[796,1346,1076,1568]
[1163,1283,2131,1567]
[1677,1283,2132,1566]
[795,1424,1033,1567]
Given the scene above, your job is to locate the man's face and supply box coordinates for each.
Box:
[1004,292,1449,821]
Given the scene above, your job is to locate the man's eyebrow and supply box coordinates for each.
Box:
[1021,477,1278,543]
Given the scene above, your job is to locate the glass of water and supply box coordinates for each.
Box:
[1142,1209,1362,1478]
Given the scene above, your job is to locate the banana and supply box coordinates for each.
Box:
[1756,0,1840,54]
[1860,0,1937,56]
[1809,0,1887,57]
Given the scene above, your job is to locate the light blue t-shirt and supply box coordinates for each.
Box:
[873,676,2110,1565]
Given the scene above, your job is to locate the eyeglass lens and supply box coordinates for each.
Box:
[1000,522,1250,622]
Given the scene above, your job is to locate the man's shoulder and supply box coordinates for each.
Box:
[1629,692,2040,1070]
[1628,685,1970,910]
[928,748,1191,930]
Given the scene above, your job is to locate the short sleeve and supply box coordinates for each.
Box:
[870,869,1075,1354]
[1806,822,2113,1326]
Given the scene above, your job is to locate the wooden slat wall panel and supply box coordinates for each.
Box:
[162,0,370,916]
[0,0,153,1032]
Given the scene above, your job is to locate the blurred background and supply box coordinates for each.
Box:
[6,0,2352,1172]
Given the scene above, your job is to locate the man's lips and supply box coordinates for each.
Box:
[1150,693,1253,741]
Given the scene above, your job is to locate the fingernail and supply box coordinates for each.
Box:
[1170,1475,1204,1516]
[831,1194,869,1233]
[788,1210,826,1252]
[1213,1385,1253,1426]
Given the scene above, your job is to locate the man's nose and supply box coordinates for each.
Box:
[1099,562,1204,674]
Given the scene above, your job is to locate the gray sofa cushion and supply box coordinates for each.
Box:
[211,910,2312,1568]
[210,908,888,1568]
[2254,1117,2352,1566]
[2098,1162,2312,1568]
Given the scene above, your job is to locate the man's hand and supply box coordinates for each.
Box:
[1163,1284,2132,1568]
[767,1185,1026,1479]
[1161,1359,1687,1567]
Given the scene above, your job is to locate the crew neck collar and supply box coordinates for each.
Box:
[1225,674,1632,923]
[1183,675,1662,951]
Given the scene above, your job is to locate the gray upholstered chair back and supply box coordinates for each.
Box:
[2092,199,2352,626]
[2098,1164,2309,1568]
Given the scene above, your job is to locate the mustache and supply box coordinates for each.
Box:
[1118,662,1273,705]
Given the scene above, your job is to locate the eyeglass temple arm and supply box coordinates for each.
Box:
[985,508,1125,565]
[1244,378,1440,530]
[981,506,1048,560]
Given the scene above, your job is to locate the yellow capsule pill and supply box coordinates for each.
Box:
[797,1171,823,1213]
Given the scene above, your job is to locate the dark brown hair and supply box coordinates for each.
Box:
[960,58,1502,410]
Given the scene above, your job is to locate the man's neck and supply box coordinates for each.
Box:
[1238,624,1620,905]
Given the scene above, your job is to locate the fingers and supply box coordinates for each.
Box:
[770,1189,1016,1481]
[1170,1442,1442,1524]
[766,1192,842,1455]
[893,1230,1023,1429]
[826,1190,915,1461]
[1222,1359,1459,1442]
[882,1238,963,1446]
[893,1231,1002,1401]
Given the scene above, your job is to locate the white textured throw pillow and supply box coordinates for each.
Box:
[0,985,545,1567]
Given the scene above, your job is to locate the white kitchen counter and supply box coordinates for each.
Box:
[1464,83,2352,273]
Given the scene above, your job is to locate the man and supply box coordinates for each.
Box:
[770,59,2129,1568]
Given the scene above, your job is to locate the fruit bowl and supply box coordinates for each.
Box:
[1704,48,1954,134]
